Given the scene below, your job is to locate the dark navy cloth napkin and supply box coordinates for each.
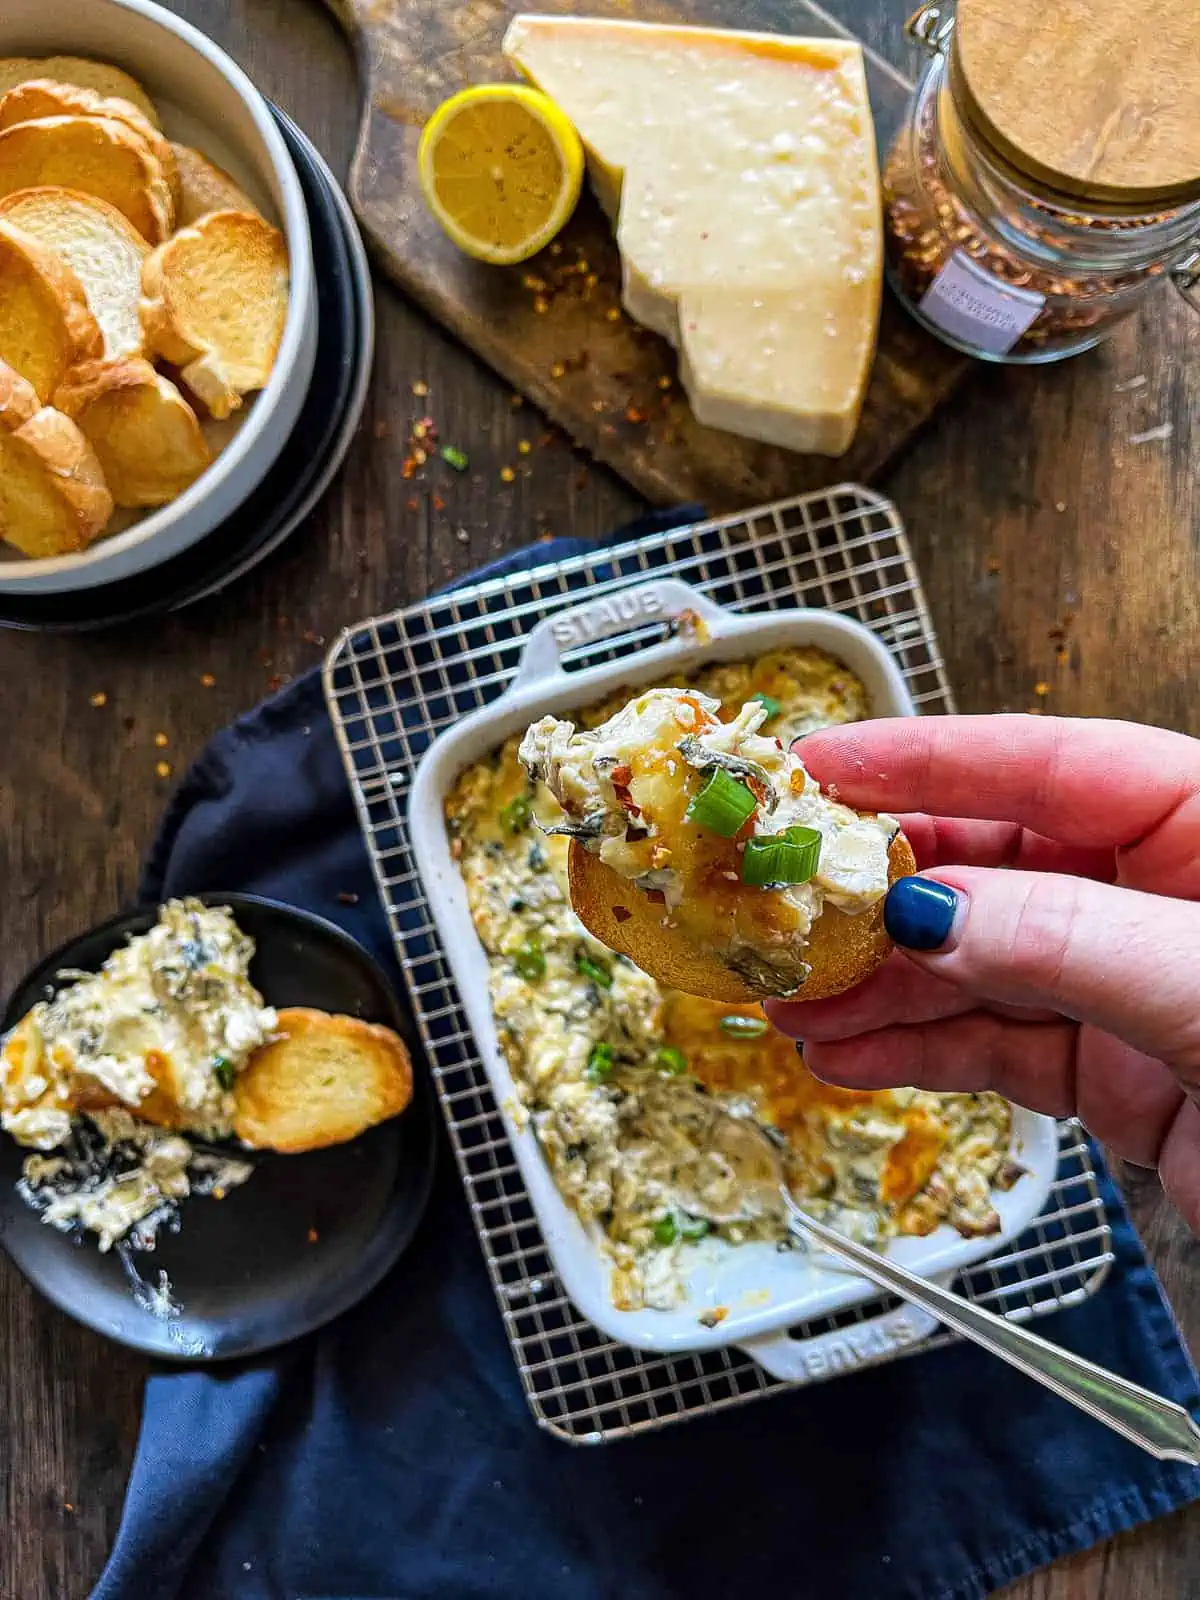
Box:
[94,525,1200,1600]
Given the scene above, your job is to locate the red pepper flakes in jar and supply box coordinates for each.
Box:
[884,0,1200,364]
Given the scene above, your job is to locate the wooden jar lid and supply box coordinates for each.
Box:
[953,0,1200,206]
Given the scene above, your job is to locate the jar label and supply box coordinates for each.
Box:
[919,250,1045,355]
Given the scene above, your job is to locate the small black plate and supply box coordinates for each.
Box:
[0,109,366,632]
[0,894,437,1360]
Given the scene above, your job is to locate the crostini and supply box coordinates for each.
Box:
[519,687,914,1004]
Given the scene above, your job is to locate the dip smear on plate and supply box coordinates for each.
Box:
[445,647,1023,1311]
[0,898,274,1251]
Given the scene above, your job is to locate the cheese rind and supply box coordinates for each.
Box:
[503,16,883,457]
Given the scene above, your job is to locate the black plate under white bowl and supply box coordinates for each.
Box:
[0,894,436,1360]
[0,108,373,632]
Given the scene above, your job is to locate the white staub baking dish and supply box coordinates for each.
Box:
[409,579,1059,1381]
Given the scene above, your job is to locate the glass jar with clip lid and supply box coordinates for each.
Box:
[883,0,1200,363]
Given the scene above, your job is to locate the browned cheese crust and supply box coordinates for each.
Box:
[569,830,916,1004]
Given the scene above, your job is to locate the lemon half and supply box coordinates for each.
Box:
[418,84,584,266]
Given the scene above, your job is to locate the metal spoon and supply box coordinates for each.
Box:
[705,1109,1200,1464]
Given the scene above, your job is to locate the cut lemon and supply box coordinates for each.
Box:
[418,84,584,266]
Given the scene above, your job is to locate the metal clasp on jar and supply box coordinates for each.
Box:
[906,3,956,54]
[1172,248,1200,316]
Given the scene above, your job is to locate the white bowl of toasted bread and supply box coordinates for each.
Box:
[0,0,316,593]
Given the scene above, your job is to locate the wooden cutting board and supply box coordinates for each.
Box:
[324,0,967,512]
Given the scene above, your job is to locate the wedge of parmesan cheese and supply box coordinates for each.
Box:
[503,15,883,456]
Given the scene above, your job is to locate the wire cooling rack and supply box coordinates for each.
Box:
[323,485,1114,1444]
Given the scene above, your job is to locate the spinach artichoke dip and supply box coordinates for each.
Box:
[520,686,898,997]
[0,900,272,1252]
[445,647,1023,1312]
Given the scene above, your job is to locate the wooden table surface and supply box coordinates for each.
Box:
[0,3,1197,1596]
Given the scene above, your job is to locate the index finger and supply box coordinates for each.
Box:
[798,715,1200,889]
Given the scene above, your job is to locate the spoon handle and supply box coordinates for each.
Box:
[787,1202,1200,1464]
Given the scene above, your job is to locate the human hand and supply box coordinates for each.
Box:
[765,715,1200,1231]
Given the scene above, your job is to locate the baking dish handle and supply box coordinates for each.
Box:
[737,1297,941,1385]
[508,579,733,692]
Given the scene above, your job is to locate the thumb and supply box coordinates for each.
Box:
[883,868,1200,1079]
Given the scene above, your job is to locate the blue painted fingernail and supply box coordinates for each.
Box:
[884,877,961,952]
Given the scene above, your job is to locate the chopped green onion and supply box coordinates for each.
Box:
[685,767,757,837]
[586,1042,615,1081]
[655,1045,687,1075]
[679,1215,710,1241]
[653,1214,679,1245]
[514,937,545,981]
[440,444,469,471]
[741,825,822,888]
[577,953,613,989]
[752,692,783,718]
[213,1055,236,1090]
[718,1015,769,1039]
[499,793,532,833]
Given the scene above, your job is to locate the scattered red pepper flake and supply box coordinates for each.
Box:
[307,1228,320,1244]
[406,496,419,511]
[336,891,359,906]
[89,691,107,708]
[624,405,646,424]
[200,673,216,689]
[432,494,446,512]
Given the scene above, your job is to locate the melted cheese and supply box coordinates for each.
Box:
[504,15,883,455]
[447,648,1019,1310]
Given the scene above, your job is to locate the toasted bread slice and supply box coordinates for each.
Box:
[0,356,38,430]
[0,80,179,208]
[54,357,210,508]
[0,116,174,242]
[569,831,917,1005]
[140,210,289,419]
[0,217,103,399]
[0,404,112,556]
[171,141,259,226]
[0,58,160,126]
[232,1007,414,1154]
[0,188,150,359]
